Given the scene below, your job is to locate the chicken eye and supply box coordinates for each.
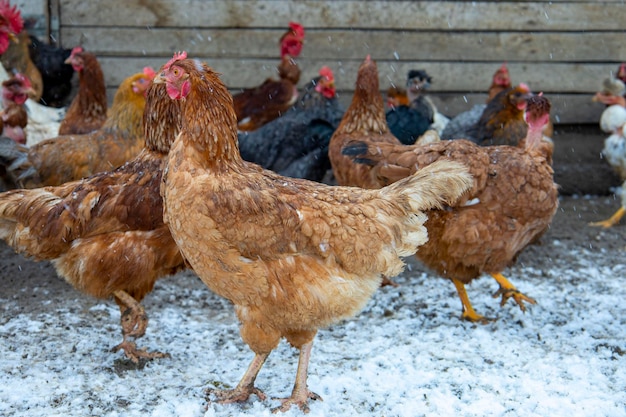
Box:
[172,68,180,77]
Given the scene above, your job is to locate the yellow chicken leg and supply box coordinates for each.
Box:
[589,207,625,228]
[272,341,322,413]
[207,352,269,404]
[490,273,536,311]
[451,279,491,323]
[111,290,169,363]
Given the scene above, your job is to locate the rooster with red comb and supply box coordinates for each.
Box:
[0,0,23,55]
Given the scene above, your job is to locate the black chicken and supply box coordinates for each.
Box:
[28,35,74,107]
[238,66,343,183]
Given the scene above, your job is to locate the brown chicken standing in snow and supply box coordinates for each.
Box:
[58,46,107,135]
[156,52,472,412]
[0,67,154,188]
[339,94,557,322]
[0,77,185,363]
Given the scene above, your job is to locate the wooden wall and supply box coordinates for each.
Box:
[35,1,626,124]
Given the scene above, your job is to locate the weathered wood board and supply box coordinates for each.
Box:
[32,1,626,124]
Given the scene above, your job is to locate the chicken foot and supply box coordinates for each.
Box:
[589,206,625,228]
[490,273,536,312]
[111,290,169,363]
[207,351,269,404]
[272,341,322,413]
[452,279,492,323]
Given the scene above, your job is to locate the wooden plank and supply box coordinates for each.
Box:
[95,56,618,94]
[59,1,624,31]
[60,27,626,63]
[15,0,48,38]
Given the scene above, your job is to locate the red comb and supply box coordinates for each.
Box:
[518,82,530,92]
[70,46,84,57]
[319,66,334,81]
[288,22,305,39]
[143,66,156,79]
[164,51,187,70]
[0,0,23,35]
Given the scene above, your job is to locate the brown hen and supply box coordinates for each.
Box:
[468,83,533,146]
[329,55,403,188]
[233,22,304,131]
[58,46,107,135]
[0,69,153,188]
[0,78,185,363]
[156,53,472,413]
[338,95,558,322]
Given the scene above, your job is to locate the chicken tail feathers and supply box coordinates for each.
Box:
[381,159,473,213]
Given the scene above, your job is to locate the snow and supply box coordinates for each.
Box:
[0,240,625,416]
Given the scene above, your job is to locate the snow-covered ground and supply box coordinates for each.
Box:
[0,196,625,417]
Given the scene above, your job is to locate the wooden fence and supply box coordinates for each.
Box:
[23,1,626,124]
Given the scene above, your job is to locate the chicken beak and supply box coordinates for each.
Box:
[153,73,166,84]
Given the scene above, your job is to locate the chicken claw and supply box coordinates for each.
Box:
[271,341,322,413]
[112,340,170,363]
[452,279,494,323]
[272,390,322,414]
[589,207,625,229]
[490,273,537,312]
[207,385,267,404]
[111,290,169,363]
[206,352,269,404]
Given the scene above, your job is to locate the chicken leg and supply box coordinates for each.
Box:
[490,273,536,311]
[111,290,169,363]
[272,341,322,413]
[452,278,491,323]
[207,352,269,403]
[589,206,625,228]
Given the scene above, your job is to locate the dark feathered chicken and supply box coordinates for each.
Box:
[386,69,450,144]
[238,66,343,182]
[28,35,74,107]
[465,83,533,146]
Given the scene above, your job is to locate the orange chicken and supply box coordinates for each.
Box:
[156,52,472,412]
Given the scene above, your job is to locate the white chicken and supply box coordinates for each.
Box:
[590,104,626,228]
